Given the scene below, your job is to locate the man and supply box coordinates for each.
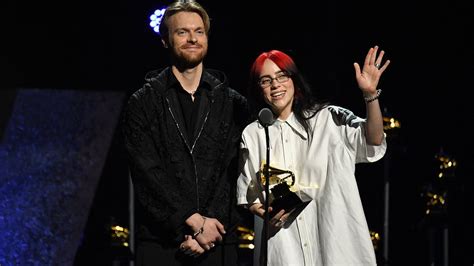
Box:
[121,1,249,265]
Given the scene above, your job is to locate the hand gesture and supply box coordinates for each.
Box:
[353,45,390,95]
[249,203,290,238]
[248,202,270,219]
[179,235,205,257]
[194,217,226,250]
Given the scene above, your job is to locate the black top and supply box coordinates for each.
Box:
[170,72,209,145]
[122,67,251,246]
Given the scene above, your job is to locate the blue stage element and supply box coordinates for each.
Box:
[0,89,125,265]
[149,7,167,34]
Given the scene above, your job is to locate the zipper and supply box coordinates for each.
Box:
[165,97,211,211]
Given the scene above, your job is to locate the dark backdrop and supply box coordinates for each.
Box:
[1,0,473,265]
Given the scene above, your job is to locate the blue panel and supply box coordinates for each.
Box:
[0,89,125,265]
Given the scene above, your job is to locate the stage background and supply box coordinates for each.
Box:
[1,0,472,265]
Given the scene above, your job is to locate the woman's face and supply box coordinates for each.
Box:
[258,59,295,120]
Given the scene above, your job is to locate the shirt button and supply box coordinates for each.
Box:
[304,243,308,247]
[298,217,302,221]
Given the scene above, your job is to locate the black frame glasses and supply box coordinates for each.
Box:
[258,74,290,88]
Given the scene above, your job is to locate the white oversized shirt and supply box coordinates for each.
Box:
[237,105,387,266]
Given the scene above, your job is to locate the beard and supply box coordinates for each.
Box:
[171,44,208,70]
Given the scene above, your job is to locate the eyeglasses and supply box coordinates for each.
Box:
[258,74,290,88]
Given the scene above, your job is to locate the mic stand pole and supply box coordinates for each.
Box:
[261,125,270,266]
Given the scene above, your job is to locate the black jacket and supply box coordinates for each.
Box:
[122,67,250,246]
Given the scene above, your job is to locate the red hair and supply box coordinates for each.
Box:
[249,50,296,83]
[248,50,301,107]
[246,49,327,134]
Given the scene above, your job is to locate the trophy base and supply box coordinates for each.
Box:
[269,188,312,227]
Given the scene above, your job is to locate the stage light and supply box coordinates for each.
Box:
[149,7,167,34]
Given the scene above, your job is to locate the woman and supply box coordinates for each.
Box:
[237,47,390,265]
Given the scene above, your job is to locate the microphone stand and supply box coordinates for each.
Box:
[257,107,274,266]
[262,124,270,266]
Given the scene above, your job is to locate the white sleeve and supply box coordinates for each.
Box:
[237,132,264,206]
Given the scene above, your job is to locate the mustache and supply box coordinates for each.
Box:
[181,44,203,49]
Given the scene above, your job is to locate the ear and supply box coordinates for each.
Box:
[161,39,168,48]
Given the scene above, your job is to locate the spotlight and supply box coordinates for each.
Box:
[149,7,167,35]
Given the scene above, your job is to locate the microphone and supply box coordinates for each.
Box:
[258,108,274,127]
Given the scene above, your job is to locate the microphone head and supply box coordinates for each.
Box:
[258,108,274,126]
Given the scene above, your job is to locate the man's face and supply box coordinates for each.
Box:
[165,11,208,68]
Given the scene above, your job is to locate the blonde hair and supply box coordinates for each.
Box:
[159,1,210,43]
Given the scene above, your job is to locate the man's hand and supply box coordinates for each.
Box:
[179,235,205,257]
[186,213,225,250]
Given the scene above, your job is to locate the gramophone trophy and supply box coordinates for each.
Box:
[258,163,311,226]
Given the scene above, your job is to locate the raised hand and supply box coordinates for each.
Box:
[353,45,390,96]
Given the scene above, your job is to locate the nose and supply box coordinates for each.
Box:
[188,34,197,43]
[270,79,280,89]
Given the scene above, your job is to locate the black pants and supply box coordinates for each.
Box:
[135,240,238,266]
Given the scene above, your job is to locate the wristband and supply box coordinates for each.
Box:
[192,217,206,239]
[364,89,382,103]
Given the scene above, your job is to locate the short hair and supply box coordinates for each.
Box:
[159,1,210,42]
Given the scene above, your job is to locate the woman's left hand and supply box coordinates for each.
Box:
[353,45,390,95]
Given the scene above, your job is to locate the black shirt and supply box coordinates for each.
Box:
[176,86,200,144]
[169,72,210,144]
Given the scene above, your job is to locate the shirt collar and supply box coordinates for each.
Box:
[166,68,213,91]
[275,112,308,140]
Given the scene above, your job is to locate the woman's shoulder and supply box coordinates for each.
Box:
[322,105,364,127]
[304,104,351,118]
[306,104,350,119]
[243,120,261,133]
